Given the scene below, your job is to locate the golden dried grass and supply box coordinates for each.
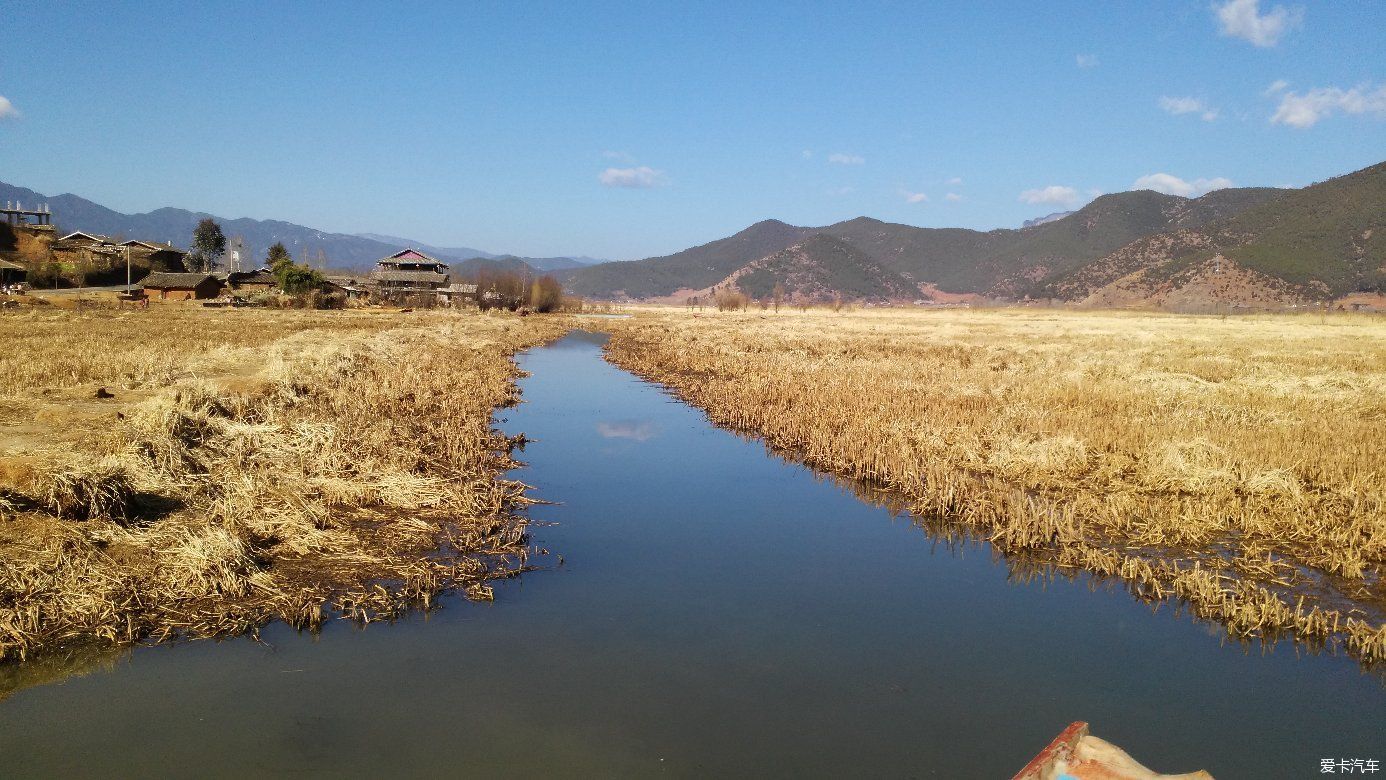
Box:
[0,307,565,662]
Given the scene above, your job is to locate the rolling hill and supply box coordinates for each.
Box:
[553,219,815,298]
[1046,161,1386,305]
[729,234,918,300]
[559,182,1294,301]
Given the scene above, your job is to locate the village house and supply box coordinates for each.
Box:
[0,258,27,289]
[119,239,187,272]
[324,274,369,300]
[367,249,450,302]
[53,231,122,260]
[140,272,224,301]
[439,282,479,306]
[226,268,279,294]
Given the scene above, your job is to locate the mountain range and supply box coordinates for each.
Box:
[0,182,599,272]
[555,160,1385,306]
[6,159,1382,307]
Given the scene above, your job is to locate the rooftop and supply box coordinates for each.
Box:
[142,272,219,288]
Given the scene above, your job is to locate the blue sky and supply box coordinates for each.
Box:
[1,1,1382,259]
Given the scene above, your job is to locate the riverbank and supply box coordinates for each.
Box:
[601,307,1386,666]
[0,307,566,662]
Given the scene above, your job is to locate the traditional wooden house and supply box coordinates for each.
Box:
[119,240,187,272]
[226,268,279,294]
[367,249,450,301]
[0,258,27,287]
[324,275,369,300]
[140,272,224,301]
[439,282,479,306]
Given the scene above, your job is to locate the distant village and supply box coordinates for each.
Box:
[0,201,557,310]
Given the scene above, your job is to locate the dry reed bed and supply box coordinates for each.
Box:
[603,307,1386,665]
[0,307,565,662]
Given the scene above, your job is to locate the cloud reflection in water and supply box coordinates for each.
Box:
[596,420,658,442]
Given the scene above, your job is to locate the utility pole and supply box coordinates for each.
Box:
[125,244,132,295]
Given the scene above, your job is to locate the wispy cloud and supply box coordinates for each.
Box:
[598,166,667,188]
[945,192,964,202]
[1133,173,1234,197]
[1019,185,1080,206]
[902,190,929,204]
[0,95,19,121]
[1075,53,1099,69]
[601,150,635,163]
[596,421,658,442]
[827,152,865,165]
[946,176,963,185]
[801,149,814,159]
[1263,79,1290,96]
[1159,95,1219,121]
[1214,0,1302,47]
[1270,83,1386,128]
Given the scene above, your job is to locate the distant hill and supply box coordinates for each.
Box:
[452,256,541,279]
[1048,161,1386,305]
[556,219,815,298]
[730,234,918,300]
[559,183,1292,301]
[0,181,596,272]
[1022,211,1073,228]
[354,233,499,261]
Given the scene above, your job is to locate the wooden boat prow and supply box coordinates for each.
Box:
[1013,721,1214,780]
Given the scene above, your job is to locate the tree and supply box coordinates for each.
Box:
[189,218,227,272]
[266,248,324,295]
[772,283,786,313]
[266,242,292,268]
[528,275,564,312]
[276,263,324,295]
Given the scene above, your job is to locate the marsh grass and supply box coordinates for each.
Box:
[604,306,1386,666]
[0,307,565,662]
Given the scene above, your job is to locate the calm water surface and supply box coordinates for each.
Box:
[1,331,1382,777]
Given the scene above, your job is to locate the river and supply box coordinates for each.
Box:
[0,330,1381,777]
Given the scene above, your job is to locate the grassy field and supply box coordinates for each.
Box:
[604,306,1386,665]
[0,305,565,662]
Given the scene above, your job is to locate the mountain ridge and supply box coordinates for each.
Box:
[0,181,595,272]
[558,182,1297,301]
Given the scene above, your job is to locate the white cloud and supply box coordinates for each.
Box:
[1270,83,1386,128]
[946,176,963,185]
[601,150,635,163]
[1133,173,1234,197]
[1214,0,1302,47]
[0,95,19,120]
[598,166,667,188]
[945,192,964,202]
[1263,79,1290,96]
[903,190,929,204]
[1075,54,1099,69]
[828,186,855,196]
[1159,96,1218,121]
[1019,185,1080,206]
[801,149,813,159]
[828,152,865,165]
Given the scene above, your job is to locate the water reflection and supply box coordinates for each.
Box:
[596,420,658,442]
[0,644,132,703]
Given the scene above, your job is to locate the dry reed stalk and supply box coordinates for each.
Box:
[0,307,567,663]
